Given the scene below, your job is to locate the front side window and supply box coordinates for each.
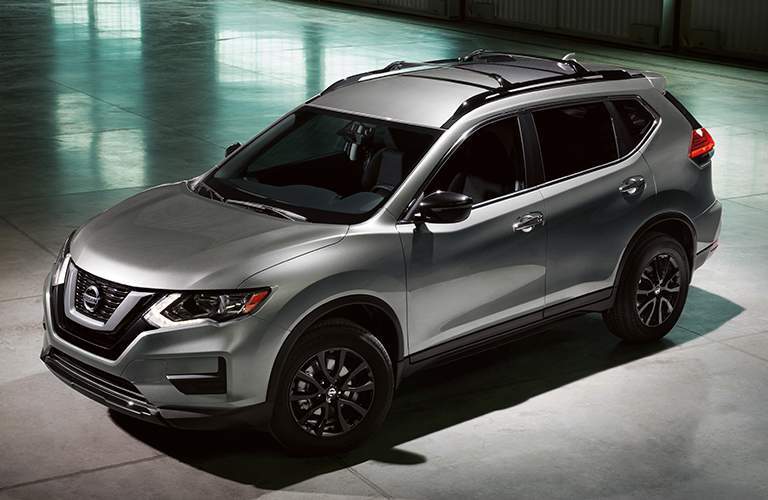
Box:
[533,102,619,182]
[425,116,525,205]
[206,107,441,223]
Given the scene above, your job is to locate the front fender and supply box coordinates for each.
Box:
[241,221,407,403]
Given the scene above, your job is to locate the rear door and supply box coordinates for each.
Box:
[529,98,658,313]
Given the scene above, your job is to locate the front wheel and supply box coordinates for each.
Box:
[271,319,393,455]
[603,232,690,343]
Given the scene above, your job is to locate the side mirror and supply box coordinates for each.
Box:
[415,191,473,224]
[225,142,242,157]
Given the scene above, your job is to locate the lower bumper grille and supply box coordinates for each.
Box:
[44,348,160,421]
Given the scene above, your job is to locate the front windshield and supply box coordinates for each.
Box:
[205,107,441,223]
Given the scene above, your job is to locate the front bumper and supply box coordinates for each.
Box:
[40,346,272,429]
[41,273,283,430]
[43,347,161,423]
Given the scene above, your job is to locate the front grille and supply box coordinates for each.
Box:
[45,348,158,420]
[74,267,131,322]
[51,283,157,360]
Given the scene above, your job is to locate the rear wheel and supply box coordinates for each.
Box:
[603,232,690,343]
[271,319,393,455]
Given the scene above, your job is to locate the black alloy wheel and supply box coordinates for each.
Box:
[271,318,393,455]
[289,348,375,437]
[635,253,682,327]
[603,232,690,343]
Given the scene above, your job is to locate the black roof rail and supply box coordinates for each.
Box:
[320,58,519,96]
[318,50,637,122]
[558,52,590,75]
[320,60,428,95]
[320,50,593,96]
[442,68,638,128]
[457,49,591,75]
[446,65,515,89]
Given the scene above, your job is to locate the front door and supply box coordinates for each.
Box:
[397,115,547,358]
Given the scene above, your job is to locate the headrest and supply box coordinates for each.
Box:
[375,149,404,188]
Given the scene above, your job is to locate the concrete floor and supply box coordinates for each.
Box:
[1,0,768,498]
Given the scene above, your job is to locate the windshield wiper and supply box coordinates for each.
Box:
[225,199,307,221]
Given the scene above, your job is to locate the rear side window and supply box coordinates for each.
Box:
[612,99,655,155]
[533,102,619,182]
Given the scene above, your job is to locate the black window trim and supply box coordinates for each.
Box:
[524,94,660,191]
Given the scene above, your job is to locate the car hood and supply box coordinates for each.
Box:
[69,182,348,290]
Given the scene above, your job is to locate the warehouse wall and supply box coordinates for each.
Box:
[327,0,460,19]
[466,0,674,48]
[683,0,768,60]
[319,0,767,62]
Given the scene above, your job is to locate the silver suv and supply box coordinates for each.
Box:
[42,51,721,454]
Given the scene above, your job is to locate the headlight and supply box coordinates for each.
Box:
[144,289,270,328]
[52,230,75,286]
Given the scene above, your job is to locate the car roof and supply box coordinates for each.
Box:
[308,51,647,129]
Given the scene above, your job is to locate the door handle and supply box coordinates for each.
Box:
[619,176,646,197]
[513,212,544,233]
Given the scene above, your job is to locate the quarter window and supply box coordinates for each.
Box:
[533,102,619,182]
[612,99,655,155]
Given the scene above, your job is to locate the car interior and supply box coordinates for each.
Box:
[218,111,438,217]
[426,117,526,204]
[533,102,619,180]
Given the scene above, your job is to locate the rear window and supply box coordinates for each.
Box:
[533,102,619,182]
[612,99,655,155]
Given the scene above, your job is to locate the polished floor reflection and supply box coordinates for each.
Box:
[1,1,768,498]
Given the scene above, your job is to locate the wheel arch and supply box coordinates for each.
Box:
[615,212,697,288]
[265,294,404,407]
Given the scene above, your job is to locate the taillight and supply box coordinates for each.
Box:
[689,127,715,160]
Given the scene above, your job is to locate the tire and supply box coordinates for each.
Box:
[270,318,394,455]
[603,232,690,343]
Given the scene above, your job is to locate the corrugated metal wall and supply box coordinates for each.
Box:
[378,0,432,13]
[318,0,767,61]
[466,0,673,47]
[326,0,459,19]
[559,1,664,40]
[491,0,557,29]
[684,0,768,59]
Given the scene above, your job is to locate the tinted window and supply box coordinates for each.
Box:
[612,99,655,155]
[254,113,345,169]
[533,102,618,182]
[209,108,440,223]
[425,117,525,205]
